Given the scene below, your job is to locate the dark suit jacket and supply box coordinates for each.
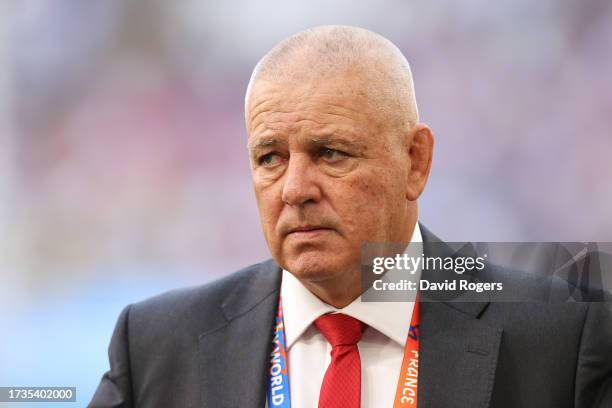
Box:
[90,226,612,407]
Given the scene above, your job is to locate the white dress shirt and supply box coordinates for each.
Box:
[278,224,423,408]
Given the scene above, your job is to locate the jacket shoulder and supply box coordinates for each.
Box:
[127,259,280,341]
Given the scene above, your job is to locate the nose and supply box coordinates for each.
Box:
[281,153,321,206]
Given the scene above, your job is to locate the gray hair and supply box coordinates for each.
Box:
[245,25,419,129]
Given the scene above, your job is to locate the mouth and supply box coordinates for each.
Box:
[286,226,334,239]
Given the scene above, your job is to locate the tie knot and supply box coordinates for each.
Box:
[314,313,366,347]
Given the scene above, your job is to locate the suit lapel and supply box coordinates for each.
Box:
[418,300,502,408]
[417,223,502,408]
[198,260,281,408]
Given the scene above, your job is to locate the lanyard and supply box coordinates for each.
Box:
[267,298,291,407]
[266,296,420,408]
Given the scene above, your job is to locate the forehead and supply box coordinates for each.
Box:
[246,77,381,137]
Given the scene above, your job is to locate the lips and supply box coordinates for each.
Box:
[289,226,329,233]
[285,225,334,238]
[279,217,338,239]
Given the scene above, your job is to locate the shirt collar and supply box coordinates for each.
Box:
[281,223,422,349]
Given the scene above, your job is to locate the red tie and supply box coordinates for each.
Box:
[315,313,367,408]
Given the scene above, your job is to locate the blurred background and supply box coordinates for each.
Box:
[1,0,611,405]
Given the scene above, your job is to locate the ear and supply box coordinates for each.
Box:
[405,123,434,201]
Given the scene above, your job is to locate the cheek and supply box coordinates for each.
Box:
[333,177,389,234]
[330,169,406,240]
[254,184,282,235]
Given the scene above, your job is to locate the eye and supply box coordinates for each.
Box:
[258,152,281,167]
[321,148,347,162]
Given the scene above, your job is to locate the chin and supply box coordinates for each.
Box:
[282,250,354,283]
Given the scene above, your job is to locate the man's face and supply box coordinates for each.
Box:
[246,72,414,284]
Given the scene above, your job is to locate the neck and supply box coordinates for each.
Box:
[300,271,362,308]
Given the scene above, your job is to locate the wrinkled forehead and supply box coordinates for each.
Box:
[246,67,397,135]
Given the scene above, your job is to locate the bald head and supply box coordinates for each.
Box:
[245,25,419,132]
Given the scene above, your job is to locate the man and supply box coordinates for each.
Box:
[90,26,612,408]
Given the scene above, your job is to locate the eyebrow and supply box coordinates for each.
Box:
[247,137,286,152]
[311,137,351,148]
[311,136,368,154]
[247,134,367,155]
